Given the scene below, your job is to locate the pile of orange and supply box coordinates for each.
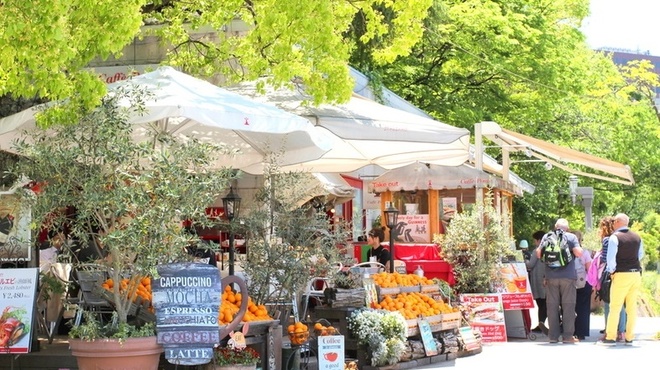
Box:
[102,276,152,304]
[371,272,435,288]
[287,321,309,345]
[313,322,339,336]
[371,291,458,319]
[218,285,273,325]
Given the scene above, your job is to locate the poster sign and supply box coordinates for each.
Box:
[491,263,534,310]
[152,263,221,366]
[0,268,39,353]
[417,318,438,356]
[459,293,506,343]
[317,335,344,370]
[363,278,378,307]
[392,214,430,243]
[0,195,32,262]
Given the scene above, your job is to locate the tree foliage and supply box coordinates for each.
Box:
[0,0,432,115]
[349,0,660,240]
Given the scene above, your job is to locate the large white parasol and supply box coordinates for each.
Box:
[0,67,333,174]
[226,81,471,174]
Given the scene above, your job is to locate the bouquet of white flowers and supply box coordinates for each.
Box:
[347,309,407,366]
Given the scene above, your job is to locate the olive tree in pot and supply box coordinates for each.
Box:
[433,193,515,294]
[239,164,351,323]
[11,88,236,369]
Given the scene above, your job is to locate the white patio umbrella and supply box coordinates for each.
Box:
[0,67,332,174]
[226,81,471,174]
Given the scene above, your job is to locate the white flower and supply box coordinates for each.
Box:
[348,309,407,366]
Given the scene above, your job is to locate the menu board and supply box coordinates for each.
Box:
[0,268,39,353]
[152,263,221,366]
[491,263,534,310]
[459,293,507,343]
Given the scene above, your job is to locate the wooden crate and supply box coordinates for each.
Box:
[438,312,461,330]
[329,288,366,308]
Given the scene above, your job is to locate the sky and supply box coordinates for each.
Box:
[580,0,660,56]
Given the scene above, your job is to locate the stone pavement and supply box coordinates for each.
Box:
[416,314,660,369]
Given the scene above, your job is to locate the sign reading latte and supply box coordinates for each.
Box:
[152,263,221,366]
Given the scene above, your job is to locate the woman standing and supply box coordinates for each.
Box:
[597,216,627,341]
[571,229,593,340]
[367,226,390,267]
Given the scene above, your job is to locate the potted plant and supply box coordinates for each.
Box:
[209,346,261,370]
[432,193,515,294]
[239,166,350,320]
[10,88,236,369]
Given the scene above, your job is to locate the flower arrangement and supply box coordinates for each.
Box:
[212,346,260,366]
[347,309,407,366]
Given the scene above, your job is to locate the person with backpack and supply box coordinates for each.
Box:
[535,218,584,343]
[599,213,644,346]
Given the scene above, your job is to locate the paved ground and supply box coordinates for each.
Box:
[417,314,660,369]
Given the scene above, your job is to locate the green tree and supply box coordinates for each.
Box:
[0,0,432,117]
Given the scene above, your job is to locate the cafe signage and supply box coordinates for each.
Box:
[153,263,221,365]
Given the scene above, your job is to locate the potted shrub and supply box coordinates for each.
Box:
[239,166,350,320]
[11,89,236,369]
[432,193,515,294]
[209,346,260,370]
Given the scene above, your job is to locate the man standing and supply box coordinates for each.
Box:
[535,218,583,343]
[600,213,644,345]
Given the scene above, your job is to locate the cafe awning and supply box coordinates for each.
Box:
[478,121,634,185]
[370,162,531,196]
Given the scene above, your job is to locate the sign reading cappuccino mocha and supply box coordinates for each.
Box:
[152,263,221,365]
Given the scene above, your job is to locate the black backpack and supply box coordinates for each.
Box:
[540,230,573,268]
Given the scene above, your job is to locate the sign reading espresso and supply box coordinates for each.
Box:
[152,263,221,366]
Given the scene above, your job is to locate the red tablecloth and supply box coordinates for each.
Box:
[354,243,455,285]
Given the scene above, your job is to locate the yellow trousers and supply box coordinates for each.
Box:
[605,271,642,341]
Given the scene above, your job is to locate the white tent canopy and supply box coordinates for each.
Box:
[0,67,333,175]
[370,161,529,196]
[226,81,471,174]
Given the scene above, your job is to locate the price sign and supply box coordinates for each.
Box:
[417,318,438,356]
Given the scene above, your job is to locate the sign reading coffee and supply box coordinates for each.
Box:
[153,263,221,365]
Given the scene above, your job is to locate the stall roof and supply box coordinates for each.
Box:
[370,162,531,196]
[479,121,634,185]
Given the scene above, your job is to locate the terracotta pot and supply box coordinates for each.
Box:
[69,336,163,370]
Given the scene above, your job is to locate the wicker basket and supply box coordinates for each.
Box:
[288,329,310,346]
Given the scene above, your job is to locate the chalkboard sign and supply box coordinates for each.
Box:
[417,318,438,356]
[152,263,221,366]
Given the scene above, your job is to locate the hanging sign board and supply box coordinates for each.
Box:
[152,263,221,366]
[317,335,345,370]
[0,268,39,353]
[417,318,438,356]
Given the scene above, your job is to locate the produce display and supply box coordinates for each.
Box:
[371,291,458,319]
[371,272,436,288]
[102,276,154,312]
[287,321,309,345]
[314,321,339,336]
[219,285,273,324]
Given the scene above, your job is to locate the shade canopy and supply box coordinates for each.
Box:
[226,81,471,174]
[0,67,333,174]
[371,161,527,196]
[479,121,634,185]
